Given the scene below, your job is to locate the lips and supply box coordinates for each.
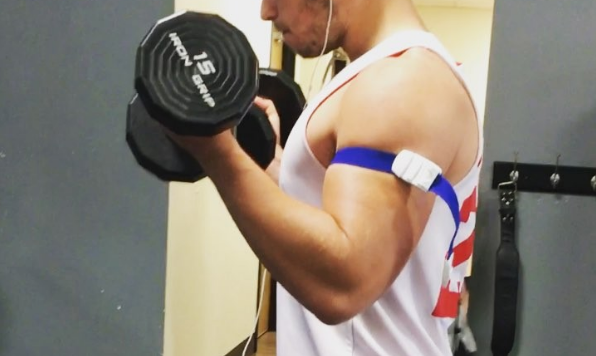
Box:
[274,24,289,33]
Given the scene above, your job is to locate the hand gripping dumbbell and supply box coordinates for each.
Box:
[126,11,306,182]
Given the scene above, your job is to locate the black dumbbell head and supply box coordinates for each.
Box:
[126,93,206,182]
[258,68,306,147]
[135,11,259,136]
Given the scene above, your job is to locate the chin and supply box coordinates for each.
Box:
[295,45,331,58]
[284,35,335,58]
[297,51,322,59]
[283,43,316,58]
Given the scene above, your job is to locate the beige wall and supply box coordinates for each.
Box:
[416,5,494,119]
[163,2,273,356]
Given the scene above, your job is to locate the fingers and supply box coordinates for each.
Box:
[254,96,279,119]
[254,96,281,146]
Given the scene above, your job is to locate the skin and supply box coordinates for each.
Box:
[165,0,479,325]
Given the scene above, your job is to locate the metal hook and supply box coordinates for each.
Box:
[509,151,519,183]
[550,154,561,189]
[498,180,517,205]
[590,175,596,192]
[499,152,519,205]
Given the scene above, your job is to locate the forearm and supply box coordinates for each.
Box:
[197,139,355,318]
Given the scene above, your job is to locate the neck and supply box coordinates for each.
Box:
[340,0,427,61]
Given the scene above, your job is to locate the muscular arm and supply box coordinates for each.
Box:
[182,50,477,325]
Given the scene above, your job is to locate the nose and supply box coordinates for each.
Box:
[260,0,277,21]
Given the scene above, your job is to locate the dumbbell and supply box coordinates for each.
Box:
[127,93,277,182]
[126,11,306,182]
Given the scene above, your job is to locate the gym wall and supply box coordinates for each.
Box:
[470,0,596,355]
[163,1,273,356]
[0,0,172,355]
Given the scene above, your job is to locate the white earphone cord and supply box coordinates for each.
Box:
[306,0,334,102]
[241,269,269,356]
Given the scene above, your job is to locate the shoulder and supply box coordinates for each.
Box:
[344,47,467,109]
[336,48,477,174]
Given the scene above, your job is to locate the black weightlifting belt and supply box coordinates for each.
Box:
[491,186,520,356]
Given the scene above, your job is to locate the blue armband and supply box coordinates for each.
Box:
[330,147,460,259]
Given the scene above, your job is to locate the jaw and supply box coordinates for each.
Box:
[283,28,336,58]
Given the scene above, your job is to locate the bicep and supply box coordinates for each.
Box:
[321,162,435,304]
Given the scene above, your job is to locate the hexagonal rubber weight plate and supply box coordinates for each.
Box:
[236,104,276,169]
[126,93,205,182]
[258,68,306,147]
[135,11,259,136]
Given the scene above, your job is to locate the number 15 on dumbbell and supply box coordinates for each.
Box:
[169,31,217,108]
[126,11,306,182]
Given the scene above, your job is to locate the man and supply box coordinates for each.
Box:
[168,0,483,354]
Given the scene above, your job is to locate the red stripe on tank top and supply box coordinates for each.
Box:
[459,187,477,223]
[452,231,475,268]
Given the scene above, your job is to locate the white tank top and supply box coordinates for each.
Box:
[277,30,484,356]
